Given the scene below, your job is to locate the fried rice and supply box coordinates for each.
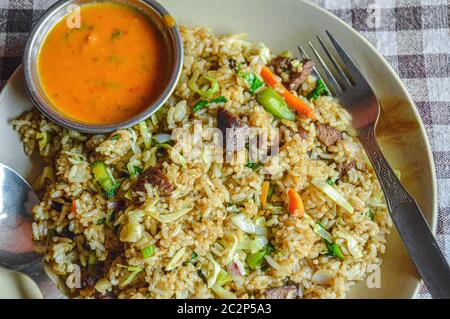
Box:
[13,26,391,299]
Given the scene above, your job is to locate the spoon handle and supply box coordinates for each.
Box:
[22,260,66,299]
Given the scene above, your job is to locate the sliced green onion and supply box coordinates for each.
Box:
[36,131,50,152]
[311,179,354,214]
[91,161,119,199]
[166,247,186,271]
[325,241,345,260]
[256,87,296,121]
[246,245,268,269]
[139,121,152,149]
[188,71,219,98]
[141,244,156,258]
[96,218,106,225]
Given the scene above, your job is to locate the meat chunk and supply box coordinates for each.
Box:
[271,56,292,75]
[110,199,126,213]
[81,272,99,289]
[271,57,315,91]
[96,292,116,299]
[131,167,173,203]
[298,126,309,140]
[50,201,64,212]
[217,107,248,152]
[265,285,298,299]
[316,123,342,147]
[337,160,356,177]
[288,59,315,91]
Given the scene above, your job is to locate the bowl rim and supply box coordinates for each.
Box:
[22,0,184,133]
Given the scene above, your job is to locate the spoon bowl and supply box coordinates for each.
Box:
[0,162,64,298]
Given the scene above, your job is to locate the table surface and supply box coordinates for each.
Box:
[0,0,449,299]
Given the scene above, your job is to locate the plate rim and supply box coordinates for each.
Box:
[0,0,438,299]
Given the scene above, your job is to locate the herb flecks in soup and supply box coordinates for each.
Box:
[38,2,170,124]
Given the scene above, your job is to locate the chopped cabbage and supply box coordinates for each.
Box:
[312,179,354,214]
[166,247,186,271]
[231,214,266,235]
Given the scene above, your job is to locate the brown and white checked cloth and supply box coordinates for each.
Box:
[0,0,448,298]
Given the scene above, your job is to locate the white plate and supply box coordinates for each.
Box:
[0,0,437,298]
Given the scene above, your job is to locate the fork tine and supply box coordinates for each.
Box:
[297,46,309,60]
[316,35,353,87]
[325,31,366,85]
[298,46,336,96]
[308,41,343,95]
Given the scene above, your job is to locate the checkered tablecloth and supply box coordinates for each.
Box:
[0,0,448,299]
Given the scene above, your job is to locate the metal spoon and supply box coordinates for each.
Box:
[0,162,64,299]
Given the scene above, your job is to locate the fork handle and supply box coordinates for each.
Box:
[360,127,450,299]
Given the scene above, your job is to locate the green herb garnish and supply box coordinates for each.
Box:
[111,134,120,141]
[133,166,143,175]
[245,162,263,171]
[267,185,275,200]
[241,72,264,93]
[366,209,375,220]
[192,95,228,113]
[308,79,329,100]
[96,218,106,225]
[184,252,198,265]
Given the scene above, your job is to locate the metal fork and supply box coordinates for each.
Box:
[299,31,450,299]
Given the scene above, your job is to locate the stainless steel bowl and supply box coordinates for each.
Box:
[23,0,183,133]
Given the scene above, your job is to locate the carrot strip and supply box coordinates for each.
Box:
[71,200,77,214]
[260,66,315,119]
[261,181,270,207]
[287,188,304,217]
[260,66,279,88]
[282,90,315,118]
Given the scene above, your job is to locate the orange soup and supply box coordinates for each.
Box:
[38,2,170,124]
